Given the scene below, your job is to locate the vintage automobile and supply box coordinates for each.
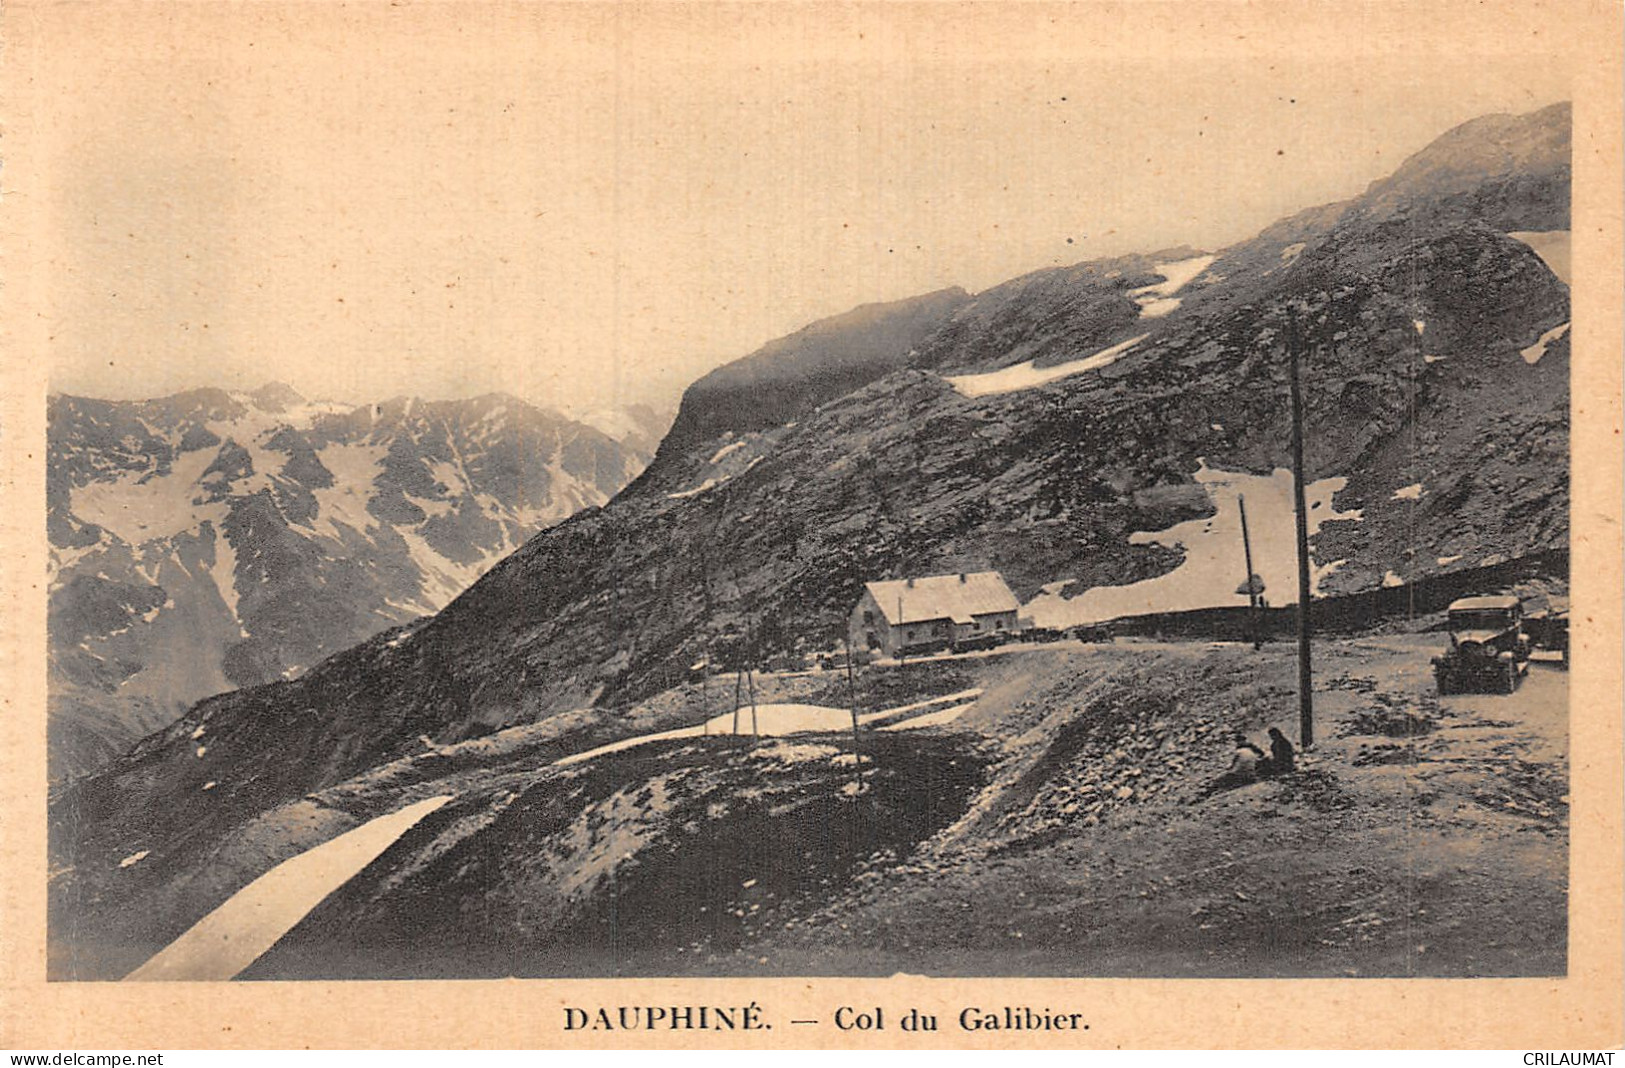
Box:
[1433,595,1531,694]
[1523,607,1570,667]
[950,633,1004,654]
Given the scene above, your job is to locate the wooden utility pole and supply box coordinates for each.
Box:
[1238,493,1262,649]
[1285,306,1315,749]
[843,633,863,795]
[842,634,861,739]
[745,667,759,738]
[896,593,906,664]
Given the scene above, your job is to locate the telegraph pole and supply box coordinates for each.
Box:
[746,665,760,739]
[843,634,861,739]
[843,632,863,795]
[1238,493,1262,649]
[732,670,743,735]
[1285,306,1315,749]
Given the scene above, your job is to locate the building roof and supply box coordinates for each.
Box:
[864,571,1020,626]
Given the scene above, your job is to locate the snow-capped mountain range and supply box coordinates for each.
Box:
[47,384,670,780]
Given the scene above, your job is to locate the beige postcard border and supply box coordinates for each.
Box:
[1,0,1620,1050]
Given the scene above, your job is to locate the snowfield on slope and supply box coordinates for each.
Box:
[1126,253,1216,319]
[1022,461,1363,628]
[1521,322,1569,365]
[945,334,1151,398]
[124,795,452,981]
[556,691,987,767]
[70,449,224,544]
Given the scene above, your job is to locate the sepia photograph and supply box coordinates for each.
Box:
[4,0,1622,1050]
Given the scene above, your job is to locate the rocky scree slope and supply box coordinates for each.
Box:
[51,104,1570,947]
[48,386,667,781]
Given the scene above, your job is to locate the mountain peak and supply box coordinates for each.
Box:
[248,381,307,414]
[1350,100,1570,230]
[653,285,972,461]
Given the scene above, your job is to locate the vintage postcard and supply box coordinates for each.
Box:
[1,0,1620,1050]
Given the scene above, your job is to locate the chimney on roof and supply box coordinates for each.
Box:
[959,572,967,583]
[906,577,915,588]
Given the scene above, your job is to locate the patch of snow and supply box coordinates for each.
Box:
[557,703,862,767]
[125,796,453,981]
[1507,230,1571,285]
[49,536,107,590]
[1124,254,1216,320]
[1135,297,1181,319]
[205,525,241,618]
[405,493,454,519]
[202,781,217,791]
[1437,555,1463,566]
[1210,423,1224,432]
[395,527,501,609]
[1279,243,1306,264]
[1382,570,1404,588]
[666,456,763,499]
[1391,483,1424,501]
[945,334,1151,398]
[1413,319,1426,335]
[668,477,724,500]
[698,703,856,738]
[119,850,150,869]
[878,702,976,731]
[428,460,466,498]
[556,690,984,769]
[1021,461,1362,627]
[1130,254,1216,298]
[1424,353,1446,363]
[709,440,747,465]
[1521,322,1570,365]
[859,689,984,724]
[749,741,844,764]
[190,725,206,740]
[311,443,386,539]
[70,449,225,544]
[195,746,207,758]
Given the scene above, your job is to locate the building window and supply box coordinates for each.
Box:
[973,620,982,631]
[863,610,874,625]
[996,619,1006,630]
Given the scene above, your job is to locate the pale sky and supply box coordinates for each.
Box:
[22,2,1571,414]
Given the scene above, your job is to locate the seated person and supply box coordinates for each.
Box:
[1194,732,1268,800]
[1265,726,1296,776]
